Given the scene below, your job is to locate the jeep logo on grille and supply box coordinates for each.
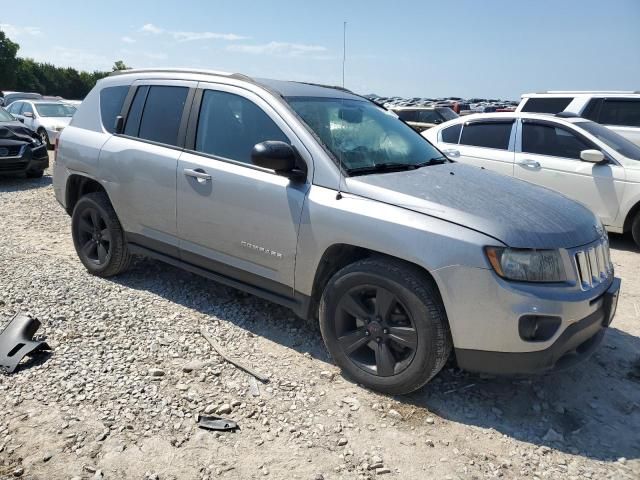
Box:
[0,147,9,157]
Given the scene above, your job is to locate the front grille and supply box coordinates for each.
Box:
[0,161,28,172]
[0,145,23,158]
[574,238,612,290]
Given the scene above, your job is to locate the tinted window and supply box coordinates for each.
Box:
[100,86,129,133]
[460,122,512,149]
[21,103,34,115]
[522,123,593,159]
[598,99,640,127]
[124,86,149,137]
[441,124,461,143]
[397,109,441,124]
[6,102,20,114]
[195,90,288,164]
[581,98,602,122]
[138,86,188,146]
[521,97,573,114]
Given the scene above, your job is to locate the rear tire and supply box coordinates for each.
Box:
[71,192,131,277]
[319,257,452,395]
[632,212,640,250]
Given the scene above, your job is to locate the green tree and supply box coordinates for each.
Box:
[112,60,129,71]
[0,30,19,88]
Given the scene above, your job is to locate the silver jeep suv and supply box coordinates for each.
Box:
[53,69,621,394]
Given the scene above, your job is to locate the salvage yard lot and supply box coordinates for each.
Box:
[0,155,639,479]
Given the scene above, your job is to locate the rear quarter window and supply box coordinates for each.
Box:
[521,97,573,114]
[441,124,461,143]
[100,86,129,133]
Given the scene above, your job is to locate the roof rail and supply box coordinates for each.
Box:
[297,81,354,93]
[109,68,254,83]
[555,111,581,118]
[533,90,639,94]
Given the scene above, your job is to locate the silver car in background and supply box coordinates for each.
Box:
[5,100,76,148]
[52,69,620,394]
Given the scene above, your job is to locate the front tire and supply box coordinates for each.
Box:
[319,258,452,395]
[37,128,50,149]
[632,212,640,250]
[71,192,131,277]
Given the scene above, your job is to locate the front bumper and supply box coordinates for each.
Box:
[0,145,49,174]
[455,277,620,374]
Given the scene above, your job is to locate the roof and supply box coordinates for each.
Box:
[522,90,640,97]
[451,111,590,124]
[108,68,363,101]
[389,106,437,111]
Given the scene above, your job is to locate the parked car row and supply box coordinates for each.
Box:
[424,111,640,248]
[50,68,621,395]
[366,94,519,115]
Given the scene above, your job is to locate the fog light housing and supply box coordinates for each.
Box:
[519,315,561,342]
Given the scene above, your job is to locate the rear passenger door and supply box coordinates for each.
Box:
[176,83,311,295]
[99,80,196,255]
[456,119,516,176]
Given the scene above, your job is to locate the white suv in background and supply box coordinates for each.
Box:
[423,112,640,248]
[516,91,640,146]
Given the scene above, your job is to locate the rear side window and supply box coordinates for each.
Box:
[138,86,189,146]
[522,123,593,159]
[520,97,573,114]
[460,122,513,150]
[195,90,288,164]
[441,124,461,143]
[100,86,129,133]
[598,99,640,127]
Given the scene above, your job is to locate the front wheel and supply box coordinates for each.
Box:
[319,258,452,395]
[71,192,131,277]
[37,128,50,149]
[632,212,640,250]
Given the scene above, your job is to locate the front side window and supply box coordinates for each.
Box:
[100,85,129,133]
[195,90,288,164]
[459,122,513,150]
[286,96,445,173]
[522,123,593,159]
[598,99,640,127]
[34,103,74,118]
[137,86,188,146]
[520,97,573,114]
[21,103,34,115]
[441,124,462,143]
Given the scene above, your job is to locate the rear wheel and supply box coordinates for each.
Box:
[632,212,640,250]
[71,192,131,277]
[319,258,452,395]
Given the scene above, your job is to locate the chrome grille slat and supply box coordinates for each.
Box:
[574,238,612,290]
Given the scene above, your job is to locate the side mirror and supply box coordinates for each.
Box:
[251,141,306,180]
[580,149,606,163]
[23,112,34,118]
[17,117,25,123]
[114,115,125,134]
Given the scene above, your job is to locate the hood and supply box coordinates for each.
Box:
[0,122,40,145]
[346,163,600,249]
[39,117,72,128]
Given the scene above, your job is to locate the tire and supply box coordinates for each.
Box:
[71,192,131,277]
[319,257,452,395]
[25,169,44,178]
[632,212,640,250]
[37,128,50,149]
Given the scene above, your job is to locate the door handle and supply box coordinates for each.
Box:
[442,148,460,159]
[184,168,212,183]
[518,159,541,169]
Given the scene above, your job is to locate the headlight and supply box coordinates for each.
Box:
[485,247,566,282]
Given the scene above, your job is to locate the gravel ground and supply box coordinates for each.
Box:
[0,156,639,480]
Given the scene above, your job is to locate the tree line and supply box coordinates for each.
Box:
[0,30,129,100]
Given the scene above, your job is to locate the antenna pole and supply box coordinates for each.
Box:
[342,21,346,88]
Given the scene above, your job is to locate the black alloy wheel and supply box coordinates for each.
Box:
[76,206,112,266]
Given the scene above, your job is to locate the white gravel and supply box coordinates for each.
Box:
[0,157,639,479]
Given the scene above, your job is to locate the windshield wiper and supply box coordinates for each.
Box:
[346,163,417,176]
[415,156,449,167]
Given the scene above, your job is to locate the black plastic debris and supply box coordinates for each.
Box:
[0,313,51,374]
[197,414,239,432]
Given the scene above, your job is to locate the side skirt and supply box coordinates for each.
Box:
[127,243,313,320]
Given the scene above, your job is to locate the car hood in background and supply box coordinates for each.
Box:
[0,122,40,144]
[346,163,601,249]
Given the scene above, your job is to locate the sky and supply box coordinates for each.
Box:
[2,0,639,100]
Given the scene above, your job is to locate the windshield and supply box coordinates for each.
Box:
[34,103,76,118]
[437,107,458,121]
[577,120,640,161]
[0,108,14,122]
[286,97,445,174]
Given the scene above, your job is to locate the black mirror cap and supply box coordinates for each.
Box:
[251,141,306,180]
[114,115,125,134]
